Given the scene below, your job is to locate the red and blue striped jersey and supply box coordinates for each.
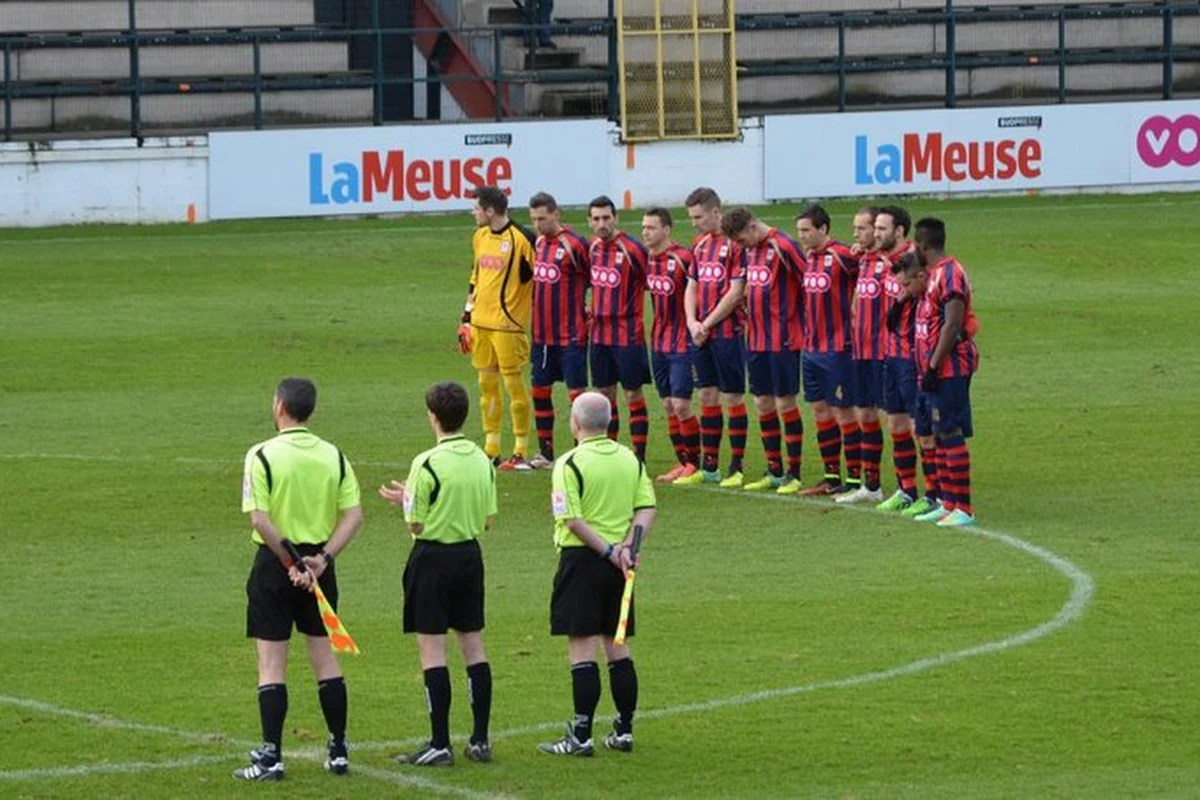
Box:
[689,232,745,338]
[647,243,693,354]
[743,229,806,353]
[853,250,890,361]
[803,240,860,354]
[589,232,649,347]
[883,241,917,360]
[532,227,591,346]
[916,256,979,378]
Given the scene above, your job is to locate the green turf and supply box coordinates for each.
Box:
[1,192,1197,798]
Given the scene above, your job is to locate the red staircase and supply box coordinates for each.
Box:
[413,0,511,118]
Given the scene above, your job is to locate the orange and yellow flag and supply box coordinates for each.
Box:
[313,582,361,656]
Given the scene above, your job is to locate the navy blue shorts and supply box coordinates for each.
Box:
[693,336,746,395]
[915,392,933,437]
[883,357,919,416]
[852,359,885,409]
[652,350,694,399]
[748,350,800,398]
[927,375,974,438]
[802,351,853,407]
[590,343,651,391]
[532,343,588,389]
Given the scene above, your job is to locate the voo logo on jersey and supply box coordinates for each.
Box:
[695,261,726,282]
[591,267,622,287]
[647,275,676,295]
[803,272,832,293]
[883,274,905,299]
[746,266,773,286]
[534,261,562,283]
[856,275,882,298]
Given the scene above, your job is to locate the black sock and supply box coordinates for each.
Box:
[608,658,638,735]
[423,667,452,749]
[570,661,601,742]
[257,683,287,763]
[317,676,348,744]
[466,662,492,745]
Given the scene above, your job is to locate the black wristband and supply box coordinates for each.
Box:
[321,550,334,566]
[602,543,614,559]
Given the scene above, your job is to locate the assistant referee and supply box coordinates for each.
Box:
[235,377,364,782]
[379,381,497,767]
[539,392,657,757]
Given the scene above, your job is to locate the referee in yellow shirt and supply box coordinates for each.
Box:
[460,185,537,471]
[234,378,364,781]
[379,381,497,766]
[539,392,657,757]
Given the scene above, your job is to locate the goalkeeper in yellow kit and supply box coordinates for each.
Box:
[459,185,538,470]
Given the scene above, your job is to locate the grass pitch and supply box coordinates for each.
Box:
[1,193,1197,798]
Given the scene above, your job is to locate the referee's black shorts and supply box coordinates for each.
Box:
[550,547,633,638]
[246,543,337,641]
[403,539,485,634]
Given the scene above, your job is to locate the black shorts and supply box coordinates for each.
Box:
[550,547,633,639]
[403,539,485,635]
[246,543,337,641]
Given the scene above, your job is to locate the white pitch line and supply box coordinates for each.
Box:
[0,197,1193,248]
[0,754,231,782]
[0,695,242,746]
[0,464,1094,791]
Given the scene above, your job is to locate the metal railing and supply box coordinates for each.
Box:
[2,1,1197,142]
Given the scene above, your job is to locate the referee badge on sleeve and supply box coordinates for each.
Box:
[551,490,568,516]
[403,486,415,515]
[242,472,252,501]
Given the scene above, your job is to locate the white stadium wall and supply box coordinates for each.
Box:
[1,100,1198,227]
[0,137,207,227]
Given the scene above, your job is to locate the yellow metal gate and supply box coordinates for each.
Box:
[617,0,739,142]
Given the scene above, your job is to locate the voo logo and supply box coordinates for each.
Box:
[803,272,832,294]
[591,267,622,288]
[746,266,773,286]
[647,275,676,295]
[695,262,726,282]
[1137,114,1200,168]
[534,262,562,283]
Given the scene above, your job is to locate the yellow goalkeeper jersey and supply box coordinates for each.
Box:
[471,220,536,333]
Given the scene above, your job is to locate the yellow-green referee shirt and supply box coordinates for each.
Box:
[242,427,361,545]
[551,435,656,550]
[403,435,497,543]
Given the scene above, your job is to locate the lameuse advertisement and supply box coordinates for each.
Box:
[208,119,610,219]
[764,100,1200,198]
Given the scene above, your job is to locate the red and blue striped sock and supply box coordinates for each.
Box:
[667,413,685,465]
[816,418,842,483]
[840,421,862,487]
[940,434,972,515]
[781,407,803,479]
[532,385,555,459]
[629,398,649,462]
[728,403,748,472]
[860,420,883,491]
[892,430,918,495]
[679,415,701,466]
[759,411,782,477]
[700,405,722,472]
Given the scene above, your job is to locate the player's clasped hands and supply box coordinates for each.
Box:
[378,479,406,508]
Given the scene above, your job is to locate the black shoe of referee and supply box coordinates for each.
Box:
[602,719,634,753]
[538,723,594,756]
[396,743,454,766]
[324,735,349,775]
[466,740,492,763]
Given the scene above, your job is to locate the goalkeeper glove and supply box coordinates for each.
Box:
[457,323,472,355]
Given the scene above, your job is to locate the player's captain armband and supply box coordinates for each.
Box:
[403,485,415,516]
[551,490,568,516]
